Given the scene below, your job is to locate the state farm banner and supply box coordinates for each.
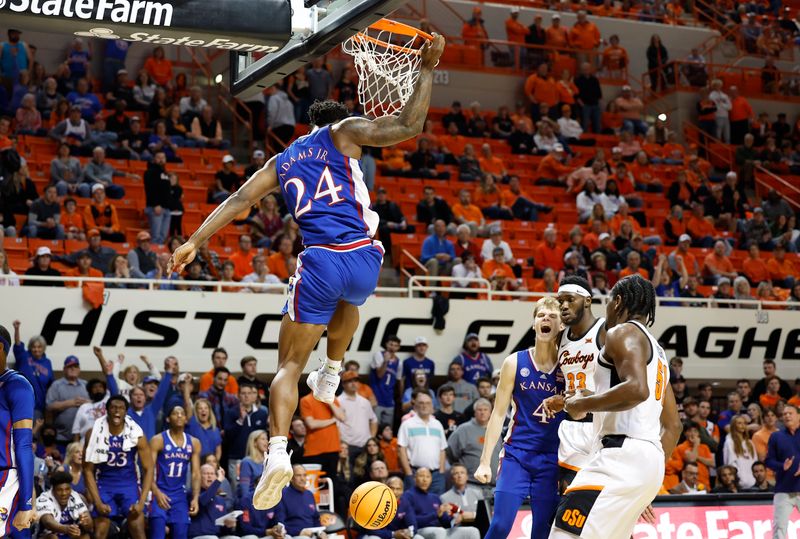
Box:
[510,503,794,539]
[0,0,291,53]
[2,287,800,378]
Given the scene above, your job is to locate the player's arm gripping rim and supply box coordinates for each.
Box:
[474,354,517,484]
[168,34,446,276]
[565,324,650,418]
[331,34,446,153]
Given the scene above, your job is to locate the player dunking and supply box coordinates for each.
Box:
[150,405,202,539]
[474,297,565,539]
[168,35,445,510]
[549,275,682,539]
[0,324,35,538]
[547,276,605,493]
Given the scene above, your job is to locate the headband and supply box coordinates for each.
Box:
[558,284,592,298]
[0,335,10,354]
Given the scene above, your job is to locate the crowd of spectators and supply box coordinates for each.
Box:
[12,313,800,537]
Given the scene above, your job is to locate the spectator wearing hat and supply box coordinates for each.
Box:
[452,334,493,387]
[119,115,150,161]
[245,149,267,178]
[0,29,32,91]
[46,356,90,446]
[505,7,529,66]
[64,250,103,288]
[25,184,65,239]
[58,227,116,273]
[211,154,241,204]
[83,184,125,242]
[462,7,488,53]
[668,234,699,276]
[127,230,157,279]
[143,151,173,244]
[23,246,64,286]
[545,13,569,48]
[615,85,647,135]
[402,337,436,390]
[82,146,131,199]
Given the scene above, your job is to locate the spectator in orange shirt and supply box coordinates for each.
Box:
[767,243,797,289]
[669,234,699,276]
[534,227,563,276]
[569,11,602,61]
[629,151,663,193]
[143,46,174,88]
[545,14,569,48]
[83,184,125,243]
[537,144,573,184]
[478,143,507,181]
[614,85,648,135]
[704,240,738,285]
[228,234,257,280]
[300,392,345,481]
[619,251,649,280]
[759,377,785,410]
[452,189,486,237]
[505,7,530,67]
[601,35,628,79]
[198,347,240,395]
[665,0,684,24]
[475,175,513,221]
[268,236,295,282]
[556,69,579,107]
[686,203,716,248]
[62,197,86,241]
[743,244,771,285]
[524,63,560,116]
[665,423,714,491]
[462,7,489,51]
[662,132,686,163]
[483,247,522,292]
[729,86,754,145]
[502,175,551,221]
[64,250,103,288]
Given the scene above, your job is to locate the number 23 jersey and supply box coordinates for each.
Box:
[503,348,565,454]
[276,126,378,246]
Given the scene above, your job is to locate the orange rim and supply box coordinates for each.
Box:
[350,18,433,56]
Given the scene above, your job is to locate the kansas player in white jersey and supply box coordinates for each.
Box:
[150,405,202,539]
[549,275,682,539]
[168,35,446,510]
[0,324,36,538]
[475,297,565,539]
[552,276,605,493]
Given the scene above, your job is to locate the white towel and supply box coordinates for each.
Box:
[85,415,144,464]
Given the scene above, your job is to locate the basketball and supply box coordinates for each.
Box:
[349,481,397,530]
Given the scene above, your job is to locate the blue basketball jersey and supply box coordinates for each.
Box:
[503,348,565,454]
[276,126,378,246]
[96,434,137,488]
[155,431,193,496]
[0,369,34,470]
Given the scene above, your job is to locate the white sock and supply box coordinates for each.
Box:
[323,358,342,374]
[269,436,288,454]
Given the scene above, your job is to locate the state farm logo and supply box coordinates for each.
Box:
[69,27,280,53]
[6,0,174,26]
[75,27,120,39]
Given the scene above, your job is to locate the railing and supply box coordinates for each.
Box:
[640,60,800,102]
[754,166,800,211]
[216,82,254,150]
[9,275,795,308]
[683,122,733,165]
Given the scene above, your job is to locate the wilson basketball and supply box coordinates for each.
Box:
[349,481,397,530]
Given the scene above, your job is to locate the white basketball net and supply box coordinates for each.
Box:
[343,25,424,118]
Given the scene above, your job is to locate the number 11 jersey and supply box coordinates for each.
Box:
[276,126,378,247]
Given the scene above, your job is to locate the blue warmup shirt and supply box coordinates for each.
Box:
[274,485,321,535]
[12,344,53,414]
[356,495,417,538]
[222,405,268,460]
[0,369,35,511]
[124,372,172,440]
[504,348,565,454]
[188,480,232,537]
[766,427,800,493]
[237,457,263,504]
[241,499,280,537]
[420,235,455,264]
[370,356,400,408]
[276,126,378,246]
[186,416,222,460]
[453,352,494,385]
[401,486,450,528]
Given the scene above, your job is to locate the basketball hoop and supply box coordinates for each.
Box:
[343,19,433,118]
